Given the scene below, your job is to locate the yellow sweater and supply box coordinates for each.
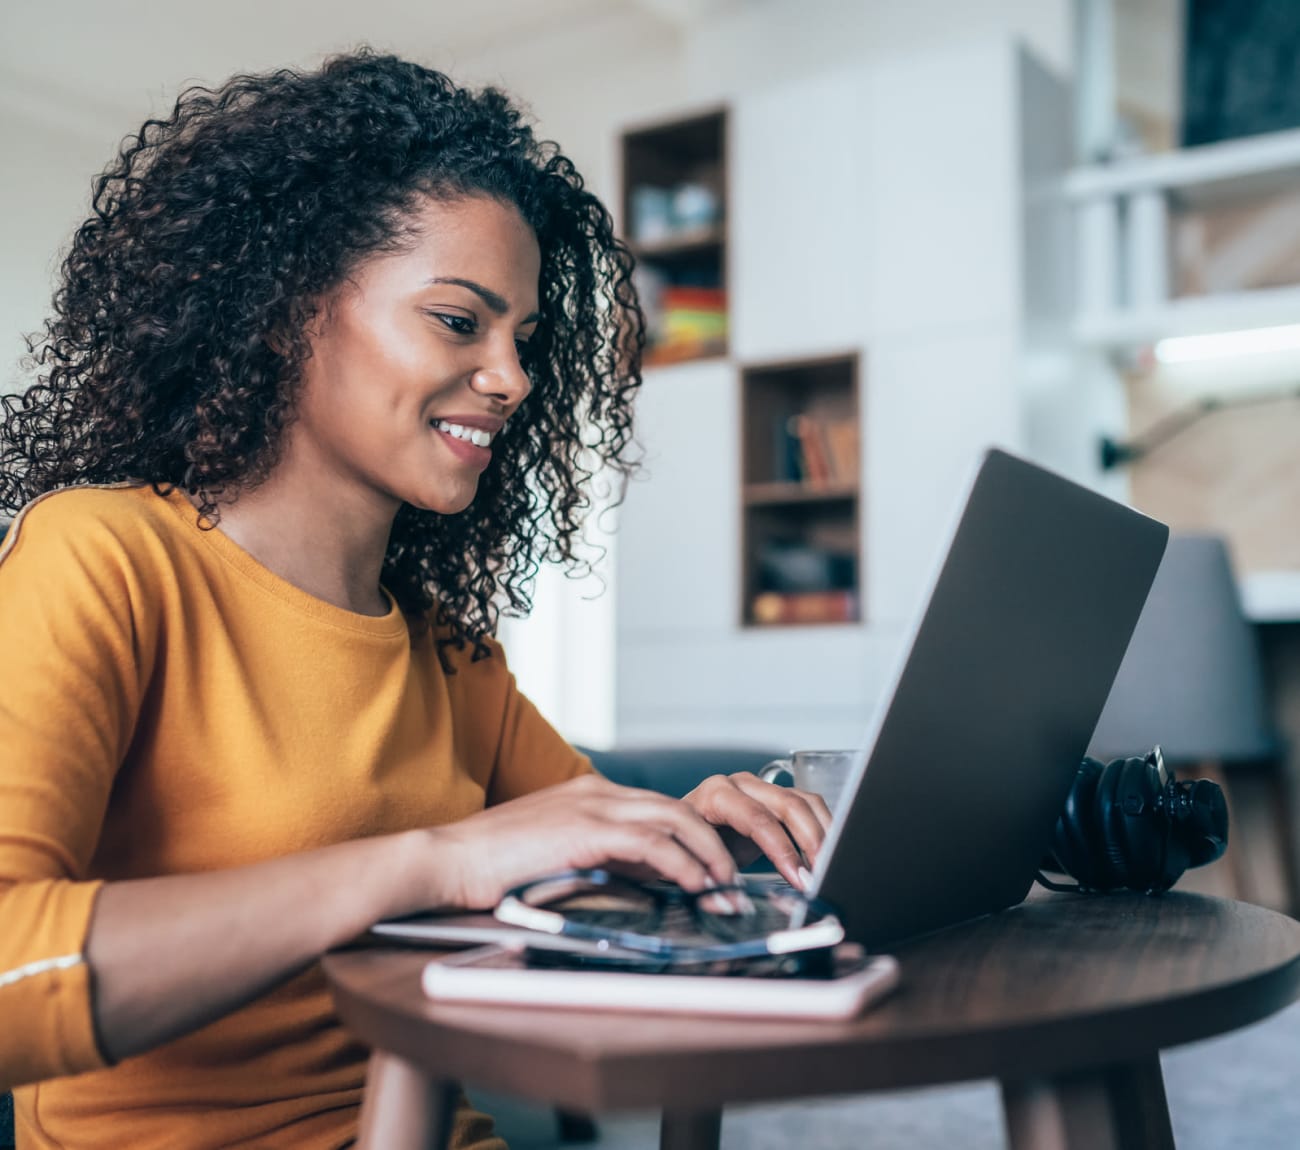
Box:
[0,485,591,1149]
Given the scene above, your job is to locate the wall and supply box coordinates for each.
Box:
[682,0,1069,96]
[1127,379,1300,576]
[0,75,125,387]
[0,0,1076,749]
[0,5,684,389]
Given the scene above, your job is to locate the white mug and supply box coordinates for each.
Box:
[758,749,856,813]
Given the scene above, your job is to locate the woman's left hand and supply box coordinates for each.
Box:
[680,773,833,891]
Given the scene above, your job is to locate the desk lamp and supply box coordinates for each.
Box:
[1089,534,1276,763]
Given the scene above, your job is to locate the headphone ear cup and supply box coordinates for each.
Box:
[1051,758,1107,889]
[1113,756,1169,891]
[1046,749,1228,895]
[1159,809,1192,891]
[1093,756,1137,890]
[1175,778,1230,868]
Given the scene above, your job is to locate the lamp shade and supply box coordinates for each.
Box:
[1088,534,1278,763]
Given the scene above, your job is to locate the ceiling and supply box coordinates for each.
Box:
[1,0,737,119]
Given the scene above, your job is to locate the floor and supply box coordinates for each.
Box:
[478,998,1300,1149]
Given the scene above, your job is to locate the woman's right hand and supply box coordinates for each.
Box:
[73,775,735,1065]
[75,774,734,1067]
[427,773,740,910]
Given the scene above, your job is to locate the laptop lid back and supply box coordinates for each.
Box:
[817,448,1168,948]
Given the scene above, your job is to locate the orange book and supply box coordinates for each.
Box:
[822,418,860,485]
[751,590,858,625]
[790,415,831,485]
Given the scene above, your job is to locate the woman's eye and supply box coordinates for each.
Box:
[515,339,533,365]
[432,312,476,336]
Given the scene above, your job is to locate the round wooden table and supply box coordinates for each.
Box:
[324,889,1300,1150]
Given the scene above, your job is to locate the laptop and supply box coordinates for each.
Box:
[374,447,1168,952]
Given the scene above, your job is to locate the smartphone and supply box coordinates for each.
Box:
[421,943,899,1020]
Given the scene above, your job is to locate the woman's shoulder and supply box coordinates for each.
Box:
[1,483,182,567]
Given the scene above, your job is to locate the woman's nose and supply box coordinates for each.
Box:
[469,341,532,409]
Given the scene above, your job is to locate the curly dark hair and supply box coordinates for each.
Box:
[1,49,644,655]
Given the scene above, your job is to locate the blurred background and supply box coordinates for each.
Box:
[7,3,1300,1145]
[3,0,1298,825]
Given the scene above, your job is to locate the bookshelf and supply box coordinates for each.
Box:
[740,353,861,628]
[621,109,728,366]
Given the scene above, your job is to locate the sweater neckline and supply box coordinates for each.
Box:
[156,487,409,639]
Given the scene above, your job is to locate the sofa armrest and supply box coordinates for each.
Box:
[577,746,784,800]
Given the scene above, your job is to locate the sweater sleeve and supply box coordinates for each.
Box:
[442,634,593,806]
[0,493,149,1089]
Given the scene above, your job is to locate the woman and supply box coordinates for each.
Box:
[0,51,829,1149]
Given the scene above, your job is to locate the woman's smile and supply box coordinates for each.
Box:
[430,415,505,470]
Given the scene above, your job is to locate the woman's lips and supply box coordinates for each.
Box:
[431,423,493,469]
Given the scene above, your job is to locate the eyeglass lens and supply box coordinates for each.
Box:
[521,874,818,943]
[519,874,661,932]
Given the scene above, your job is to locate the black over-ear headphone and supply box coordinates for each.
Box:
[1039,746,1229,894]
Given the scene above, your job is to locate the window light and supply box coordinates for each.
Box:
[1154,323,1300,364]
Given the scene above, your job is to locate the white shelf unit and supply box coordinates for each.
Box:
[613,42,1073,750]
[1065,126,1300,350]
[1066,129,1300,622]
[1241,572,1300,625]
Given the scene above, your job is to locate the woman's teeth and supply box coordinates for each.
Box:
[433,420,494,447]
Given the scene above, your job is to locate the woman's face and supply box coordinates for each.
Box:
[287,194,540,517]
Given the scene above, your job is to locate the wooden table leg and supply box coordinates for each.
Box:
[660,1108,722,1150]
[356,1050,459,1150]
[1001,1054,1174,1150]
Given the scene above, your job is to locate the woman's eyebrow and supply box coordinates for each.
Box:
[427,276,541,325]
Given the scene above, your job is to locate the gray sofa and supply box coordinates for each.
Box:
[579,745,782,798]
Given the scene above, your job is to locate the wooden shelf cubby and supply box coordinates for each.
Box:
[740,353,862,628]
[620,108,728,366]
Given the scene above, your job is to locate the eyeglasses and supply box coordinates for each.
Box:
[494,868,844,967]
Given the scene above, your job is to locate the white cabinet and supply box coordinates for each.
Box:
[617,359,738,636]
[730,69,870,362]
[861,42,1021,339]
[865,329,1022,626]
[613,40,1073,749]
[616,623,906,750]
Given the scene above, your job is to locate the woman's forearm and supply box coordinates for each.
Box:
[81,771,759,1066]
[84,829,433,1063]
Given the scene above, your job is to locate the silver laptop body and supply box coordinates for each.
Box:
[814,447,1168,947]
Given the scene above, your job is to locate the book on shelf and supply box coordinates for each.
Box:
[643,284,728,363]
[822,418,860,485]
[775,413,860,487]
[790,414,831,485]
[660,287,726,337]
[644,338,726,366]
[660,285,726,311]
[662,310,727,342]
[751,589,858,625]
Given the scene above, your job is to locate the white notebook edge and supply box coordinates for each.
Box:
[420,945,900,1020]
